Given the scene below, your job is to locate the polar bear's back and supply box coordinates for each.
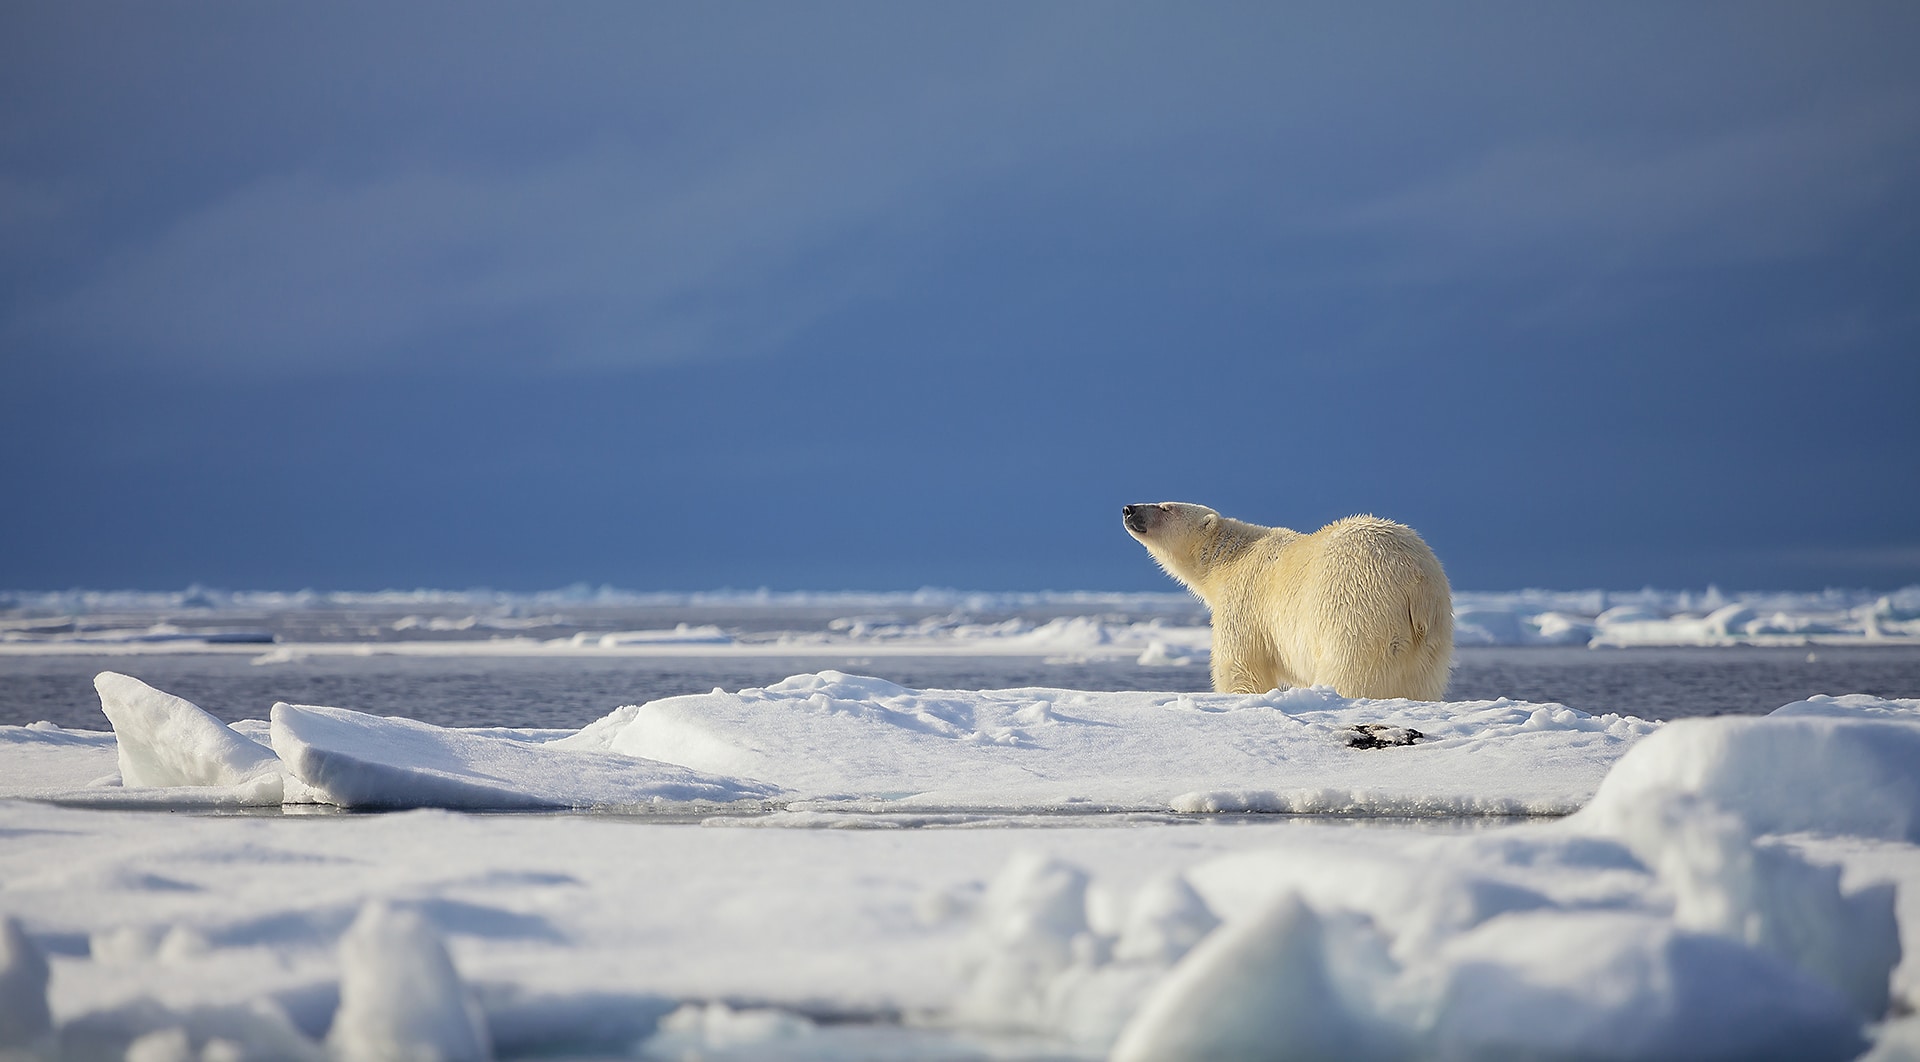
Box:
[1286,515,1452,701]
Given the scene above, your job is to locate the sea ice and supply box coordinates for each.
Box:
[327,902,491,1062]
[1580,710,1920,842]
[562,671,1654,813]
[0,670,1916,1059]
[94,672,282,798]
[270,700,778,810]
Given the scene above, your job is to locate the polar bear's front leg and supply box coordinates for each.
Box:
[1210,628,1270,694]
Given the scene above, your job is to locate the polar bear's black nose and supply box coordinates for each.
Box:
[1123,505,1148,533]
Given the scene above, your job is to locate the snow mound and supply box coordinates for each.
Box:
[563,672,1656,813]
[1110,893,1399,1062]
[272,701,778,810]
[1771,693,1920,722]
[65,998,324,1062]
[327,901,491,1062]
[1580,714,1920,842]
[986,829,1886,1060]
[94,672,284,800]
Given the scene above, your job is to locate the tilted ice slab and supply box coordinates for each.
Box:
[562,671,1658,814]
[270,701,779,810]
[95,671,285,801]
[9,672,778,811]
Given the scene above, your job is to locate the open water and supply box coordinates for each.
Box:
[4,645,1919,731]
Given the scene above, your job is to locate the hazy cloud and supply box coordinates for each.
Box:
[1337,92,1920,277]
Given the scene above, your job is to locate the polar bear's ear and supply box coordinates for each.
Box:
[1201,512,1218,528]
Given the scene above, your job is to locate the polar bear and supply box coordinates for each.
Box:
[1124,503,1452,700]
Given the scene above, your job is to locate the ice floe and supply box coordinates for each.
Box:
[563,671,1655,814]
[0,676,1916,1058]
[965,706,1915,1058]
[0,670,1658,814]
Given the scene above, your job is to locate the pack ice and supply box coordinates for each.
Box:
[1,670,1658,813]
[0,676,1917,1060]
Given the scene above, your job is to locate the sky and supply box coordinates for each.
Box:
[2,2,1917,593]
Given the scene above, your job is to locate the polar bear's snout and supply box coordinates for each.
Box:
[1122,504,1155,535]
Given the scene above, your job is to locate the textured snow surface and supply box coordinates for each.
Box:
[3,670,1656,814]
[0,679,1917,1058]
[270,701,777,810]
[562,671,1657,814]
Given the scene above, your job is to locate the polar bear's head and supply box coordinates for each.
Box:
[1123,502,1223,592]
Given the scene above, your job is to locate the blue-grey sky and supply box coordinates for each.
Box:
[3,2,1916,592]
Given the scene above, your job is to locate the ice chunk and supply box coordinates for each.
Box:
[1135,639,1206,666]
[270,701,778,810]
[124,1026,194,1062]
[327,901,491,1062]
[93,672,283,798]
[591,624,732,646]
[1427,911,1869,1061]
[953,852,1094,1029]
[638,1002,816,1059]
[44,997,322,1062]
[1582,715,1920,842]
[1113,874,1219,966]
[1188,845,1556,967]
[1771,694,1920,722]
[0,917,52,1052]
[1110,892,1396,1062]
[1582,796,1900,1018]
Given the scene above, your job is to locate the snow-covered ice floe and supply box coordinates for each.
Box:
[0,670,1655,814]
[1,677,1918,1059]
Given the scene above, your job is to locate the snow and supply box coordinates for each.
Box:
[1580,706,1920,842]
[327,902,491,1062]
[5,670,1653,815]
[270,701,777,810]
[94,672,282,796]
[560,671,1653,814]
[0,672,1917,1058]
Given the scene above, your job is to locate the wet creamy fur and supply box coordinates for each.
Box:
[1126,504,1452,700]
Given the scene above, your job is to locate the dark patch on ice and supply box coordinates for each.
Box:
[1342,724,1424,749]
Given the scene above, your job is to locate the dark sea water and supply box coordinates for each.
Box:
[3,646,1918,731]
